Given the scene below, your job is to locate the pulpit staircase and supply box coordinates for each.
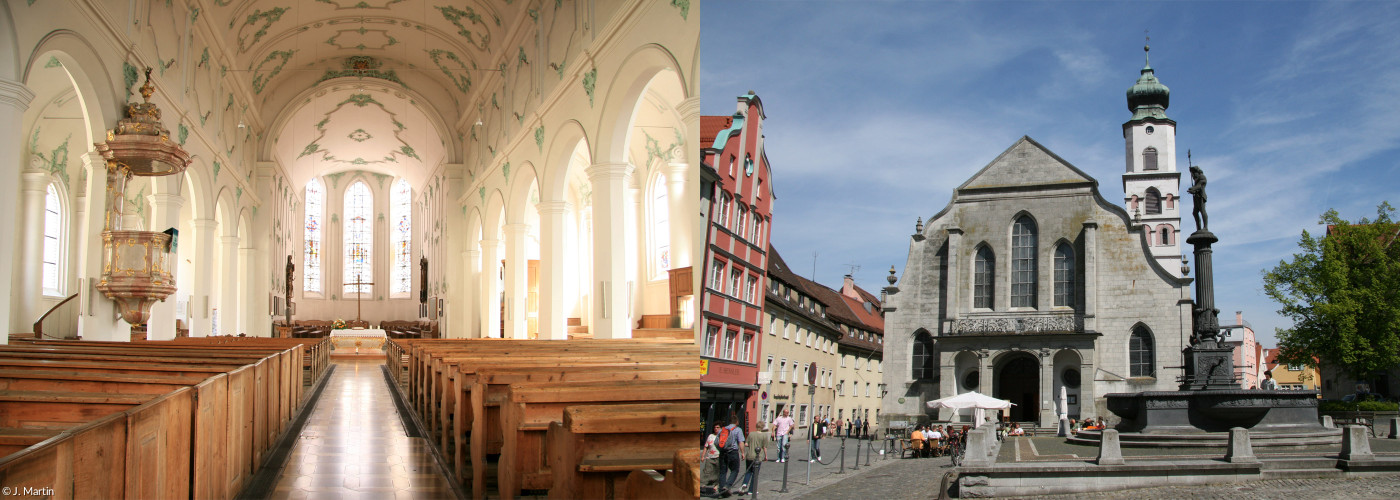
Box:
[31,292,80,340]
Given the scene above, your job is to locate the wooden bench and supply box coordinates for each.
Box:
[623,449,702,500]
[546,403,700,500]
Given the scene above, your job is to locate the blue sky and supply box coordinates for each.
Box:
[701,1,1400,347]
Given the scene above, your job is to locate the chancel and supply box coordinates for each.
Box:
[0,1,700,499]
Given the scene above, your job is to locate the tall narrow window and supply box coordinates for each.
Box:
[1160,226,1171,245]
[974,246,994,309]
[344,181,373,295]
[722,329,737,359]
[1054,243,1075,308]
[1011,216,1038,308]
[304,178,324,294]
[1130,326,1155,377]
[1143,147,1159,171]
[704,325,719,357]
[391,179,411,295]
[911,330,934,380]
[736,205,749,240]
[717,192,731,228]
[652,174,670,278]
[1145,188,1162,215]
[710,259,725,289]
[42,183,63,296]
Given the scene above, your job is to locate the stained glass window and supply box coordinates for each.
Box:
[42,183,62,296]
[652,173,669,279]
[303,178,324,294]
[391,179,411,295]
[344,181,372,295]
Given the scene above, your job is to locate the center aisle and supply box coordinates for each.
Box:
[269,358,456,500]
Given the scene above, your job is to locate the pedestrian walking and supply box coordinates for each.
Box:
[772,409,794,463]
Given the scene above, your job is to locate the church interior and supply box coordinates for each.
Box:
[0,1,702,498]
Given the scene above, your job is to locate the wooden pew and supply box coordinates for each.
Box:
[498,380,699,498]
[546,403,700,500]
[623,449,702,500]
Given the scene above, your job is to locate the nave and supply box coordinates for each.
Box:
[266,359,457,500]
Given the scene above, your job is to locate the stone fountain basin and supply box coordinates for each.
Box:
[1107,389,1326,434]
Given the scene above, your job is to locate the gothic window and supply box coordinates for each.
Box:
[651,173,670,279]
[1011,216,1038,308]
[1145,188,1162,215]
[1143,147,1159,171]
[911,330,934,380]
[391,179,411,295]
[1130,326,1155,377]
[974,245,994,309]
[42,183,64,296]
[304,178,324,294]
[344,181,373,296]
[1054,243,1075,308]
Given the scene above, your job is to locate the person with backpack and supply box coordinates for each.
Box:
[718,414,746,495]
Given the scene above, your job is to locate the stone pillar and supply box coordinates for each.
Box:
[15,170,49,332]
[666,160,692,271]
[1225,427,1257,463]
[189,218,218,337]
[978,352,993,423]
[219,235,239,335]
[626,178,642,327]
[1096,429,1125,465]
[503,223,529,339]
[1340,425,1374,461]
[1082,220,1098,333]
[145,193,185,340]
[0,79,36,343]
[938,352,957,421]
[76,151,129,341]
[464,248,481,338]
[945,227,963,326]
[1080,349,1098,420]
[480,238,500,338]
[537,201,569,340]
[1040,350,1055,428]
[586,162,631,339]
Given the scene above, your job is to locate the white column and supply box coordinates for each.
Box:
[239,246,256,335]
[15,170,49,332]
[189,218,217,337]
[145,193,185,340]
[503,223,528,339]
[464,248,481,338]
[0,80,35,343]
[537,201,569,340]
[220,236,239,335]
[480,238,500,338]
[666,160,693,271]
[586,162,632,339]
[626,179,642,328]
[76,152,129,341]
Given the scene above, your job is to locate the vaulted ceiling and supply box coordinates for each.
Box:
[200,0,530,184]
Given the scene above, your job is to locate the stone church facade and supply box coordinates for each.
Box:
[881,137,1193,428]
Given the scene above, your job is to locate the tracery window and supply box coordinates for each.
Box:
[1011,216,1038,308]
[1145,188,1162,215]
[1054,243,1075,307]
[42,183,63,296]
[1130,326,1155,377]
[974,246,994,309]
[344,181,373,295]
[391,179,411,295]
[303,178,324,294]
[651,173,670,278]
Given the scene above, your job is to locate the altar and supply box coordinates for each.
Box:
[329,328,387,358]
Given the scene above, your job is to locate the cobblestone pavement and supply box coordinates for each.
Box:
[727,435,947,499]
[1008,474,1400,499]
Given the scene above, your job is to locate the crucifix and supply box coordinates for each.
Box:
[347,245,373,324]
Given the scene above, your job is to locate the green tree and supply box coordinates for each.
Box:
[1263,202,1400,378]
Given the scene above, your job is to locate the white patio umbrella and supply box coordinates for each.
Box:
[926,391,1015,426]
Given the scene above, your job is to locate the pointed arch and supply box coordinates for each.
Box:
[1053,240,1075,308]
[1129,323,1156,378]
[973,243,995,309]
[343,180,373,296]
[1010,214,1037,308]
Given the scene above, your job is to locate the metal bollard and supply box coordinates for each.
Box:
[752,458,761,500]
[865,437,873,466]
[779,441,790,493]
[852,437,860,471]
[837,438,846,474]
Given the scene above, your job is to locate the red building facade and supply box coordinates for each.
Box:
[699,93,774,432]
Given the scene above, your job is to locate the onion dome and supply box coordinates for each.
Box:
[1126,44,1170,119]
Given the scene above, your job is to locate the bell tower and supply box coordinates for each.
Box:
[1122,43,1183,276]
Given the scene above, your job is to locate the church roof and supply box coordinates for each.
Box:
[956,136,1097,193]
[700,115,734,149]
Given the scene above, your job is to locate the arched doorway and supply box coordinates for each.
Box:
[996,353,1039,423]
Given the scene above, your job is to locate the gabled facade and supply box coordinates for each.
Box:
[700,93,774,432]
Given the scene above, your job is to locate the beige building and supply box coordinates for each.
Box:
[760,247,883,431]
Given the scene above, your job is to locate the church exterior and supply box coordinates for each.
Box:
[881,57,1194,428]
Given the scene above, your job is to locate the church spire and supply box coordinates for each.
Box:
[1127,43,1171,120]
